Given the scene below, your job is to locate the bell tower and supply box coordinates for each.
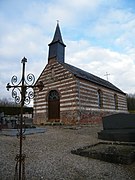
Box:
[48,22,66,63]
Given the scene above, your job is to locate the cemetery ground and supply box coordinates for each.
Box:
[0,125,135,180]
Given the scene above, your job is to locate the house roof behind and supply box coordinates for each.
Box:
[62,63,125,94]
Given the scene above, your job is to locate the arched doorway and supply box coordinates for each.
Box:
[48,90,60,122]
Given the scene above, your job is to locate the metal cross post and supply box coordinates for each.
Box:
[6,57,44,180]
[104,72,110,81]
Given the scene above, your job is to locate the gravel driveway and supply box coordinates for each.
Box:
[0,125,135,180]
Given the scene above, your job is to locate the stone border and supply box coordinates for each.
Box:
[0,128,46,136]
[71,142,135,165]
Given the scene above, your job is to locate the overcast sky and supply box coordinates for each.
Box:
[0,0,135,103]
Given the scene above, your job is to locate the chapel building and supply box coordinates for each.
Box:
[33,23,127,125]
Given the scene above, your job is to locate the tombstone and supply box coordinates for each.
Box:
[0,113,2,130]
[0,112,7,129]
[98,113,135,142]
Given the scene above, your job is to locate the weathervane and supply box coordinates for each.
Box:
[6,57,44,180]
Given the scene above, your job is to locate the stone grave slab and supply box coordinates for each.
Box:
[98,113,135,142]
[71,142,135,164]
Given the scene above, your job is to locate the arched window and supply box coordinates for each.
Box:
[48,90,59,100]
[97,89,103,108]
[114,94,118,110]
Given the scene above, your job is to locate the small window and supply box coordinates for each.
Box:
[114,94,118,110]
[51,68,55,79]
[97,89,103,108]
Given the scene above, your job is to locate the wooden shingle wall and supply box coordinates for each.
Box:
[33,59,79,124]
[33,59,127,125]
[77,78,127,124]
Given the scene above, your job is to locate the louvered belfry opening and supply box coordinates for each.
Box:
[48,90,60,122]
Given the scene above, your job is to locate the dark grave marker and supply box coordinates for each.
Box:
[98,113,135,142]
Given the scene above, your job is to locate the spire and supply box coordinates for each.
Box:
[50,22,65,46]
[48,22,66,63]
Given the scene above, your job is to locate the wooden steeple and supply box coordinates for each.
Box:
[48,22,66,63]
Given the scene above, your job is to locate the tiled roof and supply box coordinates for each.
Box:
[62,63,125,94]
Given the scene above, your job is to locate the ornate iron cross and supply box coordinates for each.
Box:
[6,57,44,180]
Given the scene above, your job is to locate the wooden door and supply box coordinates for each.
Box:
[48,90,60,121]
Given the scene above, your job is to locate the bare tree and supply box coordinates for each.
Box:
[127,93,135,112]
[0,98,17,107]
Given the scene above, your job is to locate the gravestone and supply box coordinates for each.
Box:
[98,113,135,142]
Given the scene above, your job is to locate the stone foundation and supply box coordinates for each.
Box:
[78,110,113,125]
[33,110,124,125]
[60,110,116,125]
[60,110,79,125]
[33,113,46,125]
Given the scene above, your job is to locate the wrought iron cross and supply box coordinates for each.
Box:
[6,57,44,180]
[104,72,110,81]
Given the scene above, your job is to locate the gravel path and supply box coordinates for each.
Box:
[0,125,135,180]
